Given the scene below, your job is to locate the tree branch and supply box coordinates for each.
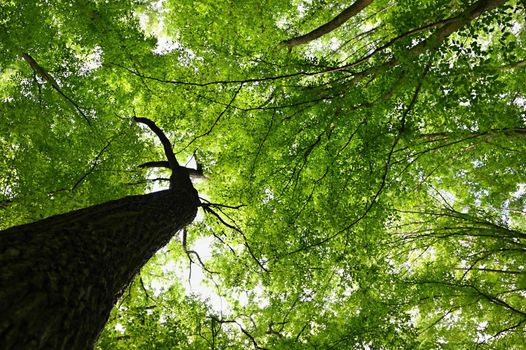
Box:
[203,206,269,273]
[286,68,427,255]
[182,229,217,274]
[344,0,507,82]
[21,53,92,126]
[133,117,179,169]
[211,317,268,350]
[71,140,112,191]
[282,0,374,49]
[138,161,205,178]
[138,161,171,169]
[178,83,243,153]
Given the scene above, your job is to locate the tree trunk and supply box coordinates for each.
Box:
[0,186,199,349]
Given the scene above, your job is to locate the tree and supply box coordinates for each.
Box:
[0,117,199,349]
[1,0,525,348]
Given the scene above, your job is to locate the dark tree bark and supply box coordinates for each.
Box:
[0,186,199,349]
[0,117,199,349]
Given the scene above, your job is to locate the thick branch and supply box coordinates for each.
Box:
[133,117,179,169]
[410,0,507,56]
[500,59,526,69]
[282,0,374,49]
[138,161,171,169]
[345,0,507,82]
[134,117,198,192]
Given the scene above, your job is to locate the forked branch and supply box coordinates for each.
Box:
[134,117,197,190]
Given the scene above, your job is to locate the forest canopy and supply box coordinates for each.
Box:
[1,0,525,348]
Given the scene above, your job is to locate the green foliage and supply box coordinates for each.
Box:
[2,0,525,348]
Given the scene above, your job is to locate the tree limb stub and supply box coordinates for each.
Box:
[138,161,206,179]
[282,0,374,49]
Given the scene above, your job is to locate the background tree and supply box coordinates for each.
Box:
[1,0,525,348]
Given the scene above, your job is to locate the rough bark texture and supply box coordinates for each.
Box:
[0,186,199,349]
[282,0,374,49]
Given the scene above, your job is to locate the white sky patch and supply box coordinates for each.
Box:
[329,37,341,51]
[77,46,103,75]
[512,183,526,199]
[148,235,232,314]
[297,2,306,18]
[514,96,526,108]
[176,235,233,314]
[154,36,180,55]
[114,323,125,334]
[511,21,523,35]
[476,321,491,344]
[137,0,180,56]
[140,148,227,309]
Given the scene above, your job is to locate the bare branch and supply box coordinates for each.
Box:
[125,178,171,186]
[138,161,205,179]
[211,316,268,350]
[182,229,217,274]
[204,206,269,273]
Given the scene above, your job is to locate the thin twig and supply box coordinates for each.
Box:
[178,83,244,153]
[71,140,112,191]
[204,206,269,273]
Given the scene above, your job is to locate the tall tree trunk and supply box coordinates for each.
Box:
[0,186,199,349]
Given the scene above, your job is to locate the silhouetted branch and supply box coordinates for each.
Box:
[178,83,243,153]
[134,117,179,169]
[199,198,245,210]
[72,140,112,191]
[182,228,217,274]
[203,206,269,273]
[139,161,205,179]
[211,316,268,350]
[138,161,171,169]
[125,178,171,186]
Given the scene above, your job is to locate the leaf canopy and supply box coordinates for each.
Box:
[1,0,525,348]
